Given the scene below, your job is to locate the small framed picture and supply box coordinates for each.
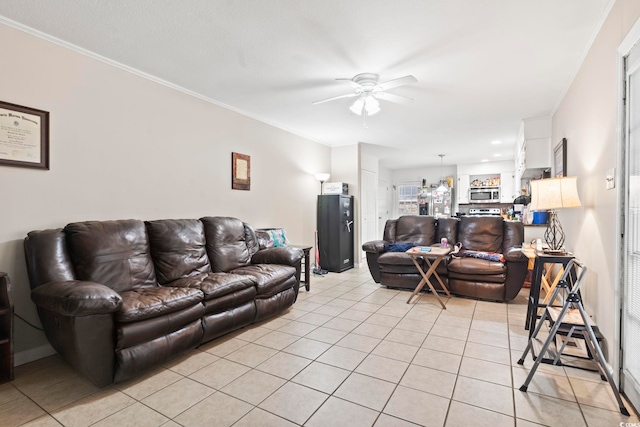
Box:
[554,138,567,177]
[231,152,250,190]
[0,100,50,170]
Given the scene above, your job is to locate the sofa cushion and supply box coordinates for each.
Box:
[64,220,156,292]
[116,303,205,350]
[167,272,256,301]
[379,252,421,266]
[146,219,211,284]
[457,216,503,253]
[395,216,436,245]
[447,257,506,275]
[201,217,251,272]
[232,264,296,296]
[117,286,203,323]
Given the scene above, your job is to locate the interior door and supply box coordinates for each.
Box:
[360,169,378,259]
[621,40,640,412]
[378,179,390,237]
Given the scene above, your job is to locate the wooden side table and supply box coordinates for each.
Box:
[525,252,575,337]
[289,245,312,291]
[405,246,452,308]
[0,273,14,383]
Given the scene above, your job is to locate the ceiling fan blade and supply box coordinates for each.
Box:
[312,93,358,105]
[375,92,414,105]
[376,75,418,91]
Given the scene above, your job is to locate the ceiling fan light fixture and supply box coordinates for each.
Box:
[364,96,380,115]
[349,97,365,115]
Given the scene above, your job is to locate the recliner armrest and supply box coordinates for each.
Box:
[504,246,527,262]
[31,280,123,317]
[251,247,303,266]
[362,240,385,253]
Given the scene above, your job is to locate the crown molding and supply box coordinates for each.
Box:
[0,16,330,147]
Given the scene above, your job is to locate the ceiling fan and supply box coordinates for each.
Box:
[312,73,418,117]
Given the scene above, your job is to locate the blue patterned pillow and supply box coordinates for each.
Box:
[267,229,289,247]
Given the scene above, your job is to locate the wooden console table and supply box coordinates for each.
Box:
[290,245,312,291]
[0,273,14,383]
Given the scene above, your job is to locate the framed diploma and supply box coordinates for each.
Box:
[0,101,49,170]
[232,152,250,190]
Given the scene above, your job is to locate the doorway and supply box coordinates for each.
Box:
[619,31,640,413]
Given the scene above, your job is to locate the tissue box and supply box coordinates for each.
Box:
[323,182,348,195]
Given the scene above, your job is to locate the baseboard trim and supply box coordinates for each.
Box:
[15,344,56,367]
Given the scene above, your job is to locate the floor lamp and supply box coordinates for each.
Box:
[313,173,330,275]
[530,176,582,252]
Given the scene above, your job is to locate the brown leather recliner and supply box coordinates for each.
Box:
[362,215,527,302]
[447,216,527,301]
[363,216,458,291]
[24,216,302,387]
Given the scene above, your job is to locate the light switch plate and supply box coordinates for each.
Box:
[605,168,615,190]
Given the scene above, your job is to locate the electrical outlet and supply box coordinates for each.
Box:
[605,168,615,190]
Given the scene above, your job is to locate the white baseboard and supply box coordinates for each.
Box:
[15,344,56,366]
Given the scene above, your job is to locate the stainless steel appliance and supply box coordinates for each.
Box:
[469,187,500,203]
[469,208,501,216]
[418,186,453,217]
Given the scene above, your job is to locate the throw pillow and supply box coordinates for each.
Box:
[384,243,416,252]
[267,229,289,247]
[255,230,274,249]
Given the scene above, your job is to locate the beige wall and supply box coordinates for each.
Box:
[552,1,640,369]
[330,144,360,266]
[0,23,330,362]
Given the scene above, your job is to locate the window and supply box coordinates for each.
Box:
[398,184,419,215]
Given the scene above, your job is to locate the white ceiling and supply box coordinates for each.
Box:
[0,1,610,169]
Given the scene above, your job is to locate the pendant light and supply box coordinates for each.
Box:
[436,154,449,193]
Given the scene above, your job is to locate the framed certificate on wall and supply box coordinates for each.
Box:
[232,152,250,190]
[0,101,49,170]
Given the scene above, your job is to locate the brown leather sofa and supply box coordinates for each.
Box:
[24,216,302,387]
[363,215,527,302]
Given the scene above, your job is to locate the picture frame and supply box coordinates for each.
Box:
[0,100,50,170]
[231,152,250,190]
[554,137,567,177]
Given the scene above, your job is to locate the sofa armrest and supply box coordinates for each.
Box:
[31,280,123,317]
[362,240,385,253]
[504,246,527,263]
[251,247,303,267]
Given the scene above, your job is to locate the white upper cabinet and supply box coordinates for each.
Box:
[500,171,516,203]
[457,174,470,204]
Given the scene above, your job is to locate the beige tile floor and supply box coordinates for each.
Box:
[1,266,639,427]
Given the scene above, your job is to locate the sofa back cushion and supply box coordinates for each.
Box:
[457,216,504,253]
[24,228,76,289]
[64,220,157,292]
[383,219,398,242]
[395,216,436,245]
[201,217,251,272]
[436,218,459,244]
[146,219,211,284]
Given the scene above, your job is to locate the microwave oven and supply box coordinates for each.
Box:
[469,187,500,203]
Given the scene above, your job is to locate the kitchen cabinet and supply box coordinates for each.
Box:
[457,174,470,204]
[515,118,551,181]
[500,171,516,203]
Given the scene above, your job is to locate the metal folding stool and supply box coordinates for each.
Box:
[517,259,629,416]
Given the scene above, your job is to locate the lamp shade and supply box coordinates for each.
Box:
[314,173,330,182]
[530,176,582,211]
